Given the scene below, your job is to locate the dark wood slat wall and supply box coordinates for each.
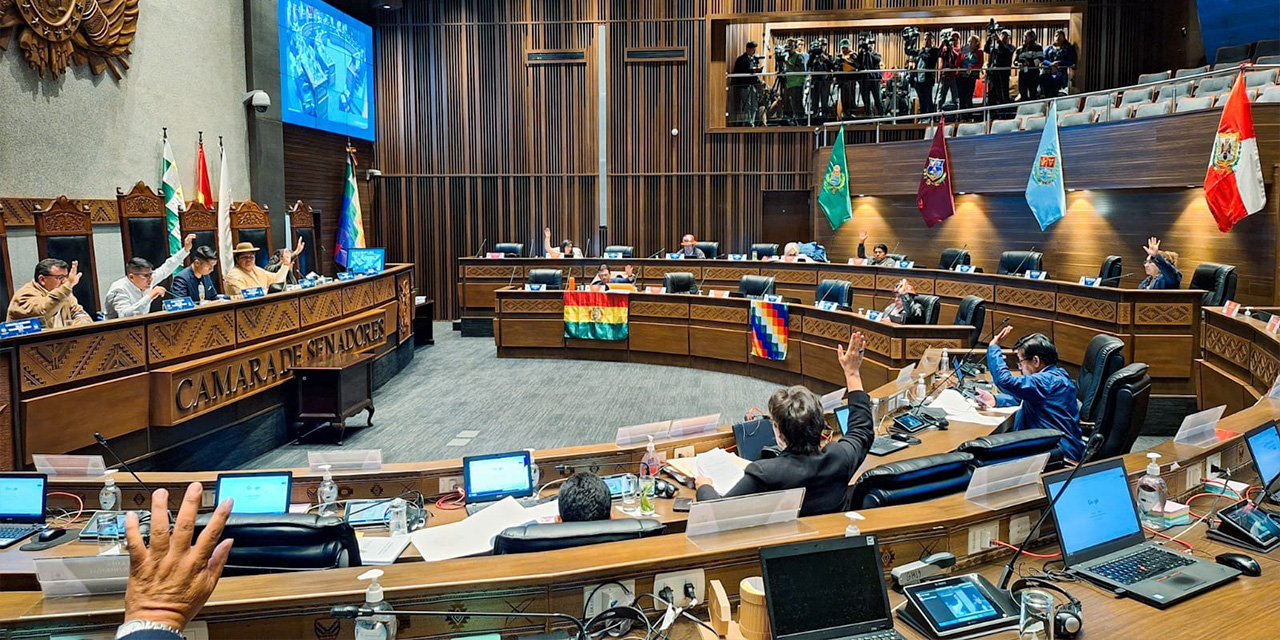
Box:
[281,125,375,277]
[372,0,1213,319]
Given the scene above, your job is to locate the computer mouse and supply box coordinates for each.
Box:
[38,527,67,543]
[1215,552,1261,577]
[891,433,921,445]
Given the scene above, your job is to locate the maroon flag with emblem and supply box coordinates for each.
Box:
[916,117,957,228]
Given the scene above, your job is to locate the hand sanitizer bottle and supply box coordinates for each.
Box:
[844,512,866,536]
[1136,453,1168,528]
[98,470,123,555]
[915,374,928,404]
[355,569,397,640]
[317,465,338,517]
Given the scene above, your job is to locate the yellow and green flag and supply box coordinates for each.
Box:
[564,291,628,340]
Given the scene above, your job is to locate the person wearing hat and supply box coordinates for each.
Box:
[223,238,304,296]
[835,38,859,120]
[103,233,196,319]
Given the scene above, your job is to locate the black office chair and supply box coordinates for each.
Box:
[939,248,971,270]
[603,245,634,258]
[1254,40,1280,61]
[953,295,987,347]
[1080,363,1152,463]
[1215,43,1252,66]
[493,519,666,554]
[1098,255,1123,284]
[908,294,941,325]
[1189,263,1238,307]
[738,275,776,298]
[845,452,975,509]
[997,251,1043,275]
[956,429,1066,470]
[192,513,360,576]
[815,279,852,308]
[886,253,909,265]
[749,243,779,258]
[527,268,564,289]
[663,272,698,294]
[494,242,524,257]
[695,241,719,259]
[1077,334,1126,425]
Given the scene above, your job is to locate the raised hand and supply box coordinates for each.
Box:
[837,331,866,376]
[991,325,1013,346]
[974,388,996,409]
[859,230,869,243]
[183,234,196,252]
[543,227,552,239]
[1142,237,1160,257]
[68,260,83,287]
[623,264,634,278]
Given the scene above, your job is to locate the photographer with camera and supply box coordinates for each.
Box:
[1014,30,1044,101]
[808,39,835,123]
[984,23,1015,108]
[936,30,961,111]
[856,36,884,117]
[780,38,807,125]
[904,28,940,116]
[730,41,763,126]
[1040,29,1076,98]
[958,34,984,113]
[835,39,859,120]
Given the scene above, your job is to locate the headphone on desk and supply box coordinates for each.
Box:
[1008,577,1083,638]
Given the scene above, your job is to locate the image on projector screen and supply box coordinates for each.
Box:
[279,0,375,140]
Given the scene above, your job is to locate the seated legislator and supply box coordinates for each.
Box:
[1138,236,1182,290]
[104,234,195,319]
[695,331,875,516]
[223,240,303,296]
[975,327,1084,462]
[678,234,707,259]
[265,248,301,287]
[781,242,813,262]
[6,258,93,327]
[856,230,891,265]
[882,279,921,324]
[542,227,583,258]
[558,472,612,522]
[171,246,221,302]
[590,263,636,286]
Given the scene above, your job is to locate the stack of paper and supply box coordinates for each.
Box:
[665,448,749,495]
[358,535,412,565]
[408,497,536,562]
[927,389,1017,426]
[1152,500,1191,529]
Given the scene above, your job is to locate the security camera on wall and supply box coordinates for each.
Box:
[243,90,272,113]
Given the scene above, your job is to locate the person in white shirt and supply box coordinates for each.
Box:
[104,234,195,319]
[543,227,583,258]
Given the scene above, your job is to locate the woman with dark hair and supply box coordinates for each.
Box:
[695,331,875,516]
[543,227,583,258]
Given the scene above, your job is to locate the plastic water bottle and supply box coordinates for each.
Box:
[935,349,950,385]
[98,470,123,555]
[388,498,408,537]
[355,569,397,640]
[870,398,883,434]
[639,435,661,517]
[317,465,339,517]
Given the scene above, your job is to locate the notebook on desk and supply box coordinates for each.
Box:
[1041,458,1239,608]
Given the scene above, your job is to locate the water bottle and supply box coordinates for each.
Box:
[935,349,950,385]
[317,465,339,517]
[388,498,408,537]
[914,374,928,404]
[98,470,123,555]
[639,436,661,517]
[355,569,397,640]
[870,397,884,434]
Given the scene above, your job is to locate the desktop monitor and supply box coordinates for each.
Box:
[215,472,293,515]
[463,451,534,504]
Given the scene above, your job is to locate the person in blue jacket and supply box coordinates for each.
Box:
[170,246,221,302]
[975,326,1084,462]
[1138,236,1182,290]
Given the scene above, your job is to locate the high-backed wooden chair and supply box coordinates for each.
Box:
[231,200,272,267]
[178,201,222,289]
[116,181,170,268]
[34,196,99,318]
[0,204,15,310]
[288,200,320,276]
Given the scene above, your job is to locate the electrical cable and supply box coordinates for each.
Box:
[436,487,466,510]
[583,580,633,618]
[47,492,84,526]
[538,477,568,497]
[991,538,1060,559]
[632,592,719,637]
[1143,525,1195,552]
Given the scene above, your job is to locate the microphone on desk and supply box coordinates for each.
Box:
[330,606,590,640]
[1010,245,1038,276]
[94,432,157,498]
[886,241,901,263]
[997,429,1105,591]
[946,243,969,271]
[507,266,519,289]
[1100,272,1135,286]
[905,316,1010,425]
[474,238,487,258]
[647,247,667,259]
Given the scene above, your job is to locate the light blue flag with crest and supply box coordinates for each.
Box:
[1025,103,1067,230]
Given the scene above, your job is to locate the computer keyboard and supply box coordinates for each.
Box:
[0,524,40,547]
[1091,547,1196,585]
[465,496,543,516]
[848,629,905,640]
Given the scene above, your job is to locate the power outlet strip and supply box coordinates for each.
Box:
[653,569,705,609]
[437,475,464,494]
[583,580,635,618]
[967,521,999,554]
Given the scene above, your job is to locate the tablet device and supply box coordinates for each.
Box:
[1213,500,1280,552]
[893,413,929,433]
[344,499,394,527]
[601,473,637,500]
[898,574,1019,638]
[215,471,293,515]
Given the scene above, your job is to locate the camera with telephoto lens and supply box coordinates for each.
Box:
[901,26,919,47]
[986,18,1001,35]
[857,34,870,51]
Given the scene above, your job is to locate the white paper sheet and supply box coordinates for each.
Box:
[928,389,1016,426]
[694,448,747,495]
[358,535,412,565]
[523,499,561,523]
[409,497,532,561]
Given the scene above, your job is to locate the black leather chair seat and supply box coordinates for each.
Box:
[738,275,776,297]
[846,452,974,509]
[1078,334,1126,424]
[957,429,1065,468]
[954,295,986,347]
[664,272,698,294]
[1189,263,1237,307]
[192,513,360,575]
[528,268,563,289]
[909,294,941,325]
[816,279,852,307]
[494,518,666,554]
[604,245,634,258]
[1081,363,1152,463]
[695,241,719,259]
[494,242,524,257]
[939,248,971,270]
[997,251,1043,275]
[749,243,779,258]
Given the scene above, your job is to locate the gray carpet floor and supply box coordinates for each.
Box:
[238,323,782,468]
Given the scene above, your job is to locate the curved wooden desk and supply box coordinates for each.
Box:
[1200,306,1280,415]
[463,258,1203,395]
[0,265,417,471]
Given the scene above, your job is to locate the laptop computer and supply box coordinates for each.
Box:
[215,471,293,515]
[0,473,48,549]
[463,451,540,515]
[1041,457,1239,608]
[759,534,905,640]
[1243,420,1280,504]
[833,404,907,457]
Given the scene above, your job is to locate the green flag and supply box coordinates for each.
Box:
[819,126,852,230]
[160,133,184,254]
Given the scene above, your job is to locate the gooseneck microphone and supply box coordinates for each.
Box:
[647,247,666,259]
[506,265,519,289]
[330,606,589,640]
[94,432,156,497]
[1010,245,1037,276]
[1100,271,1134,286]
[946,243,969,271]
[904,316,1010,423]
[474,238,487,258]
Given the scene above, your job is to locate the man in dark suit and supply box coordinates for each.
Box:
[695,330,875,516]
[170,246,220,302]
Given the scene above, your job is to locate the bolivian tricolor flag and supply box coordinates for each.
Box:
[564,291,629,340]
[750,300,789,360]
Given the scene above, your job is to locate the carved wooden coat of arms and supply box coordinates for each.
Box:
[0,0,138,78]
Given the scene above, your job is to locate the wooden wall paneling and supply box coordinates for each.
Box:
[282,126,374,277]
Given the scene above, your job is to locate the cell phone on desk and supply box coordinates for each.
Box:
[673,497,693,512]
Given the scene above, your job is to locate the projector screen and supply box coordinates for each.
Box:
[279,0,375,141]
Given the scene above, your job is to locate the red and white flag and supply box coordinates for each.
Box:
[1204,72,1266,233]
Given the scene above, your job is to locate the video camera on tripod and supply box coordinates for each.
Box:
[901,25,920,48]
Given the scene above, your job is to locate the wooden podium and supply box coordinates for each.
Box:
[291,352,375,445]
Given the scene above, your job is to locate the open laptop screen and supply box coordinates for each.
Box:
[216,472,292,515]
[0,474,46,522]
[464,451,533,502]
[760,535,893,639]
[1044,459,1143,563]
[1245,422,1280,490]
